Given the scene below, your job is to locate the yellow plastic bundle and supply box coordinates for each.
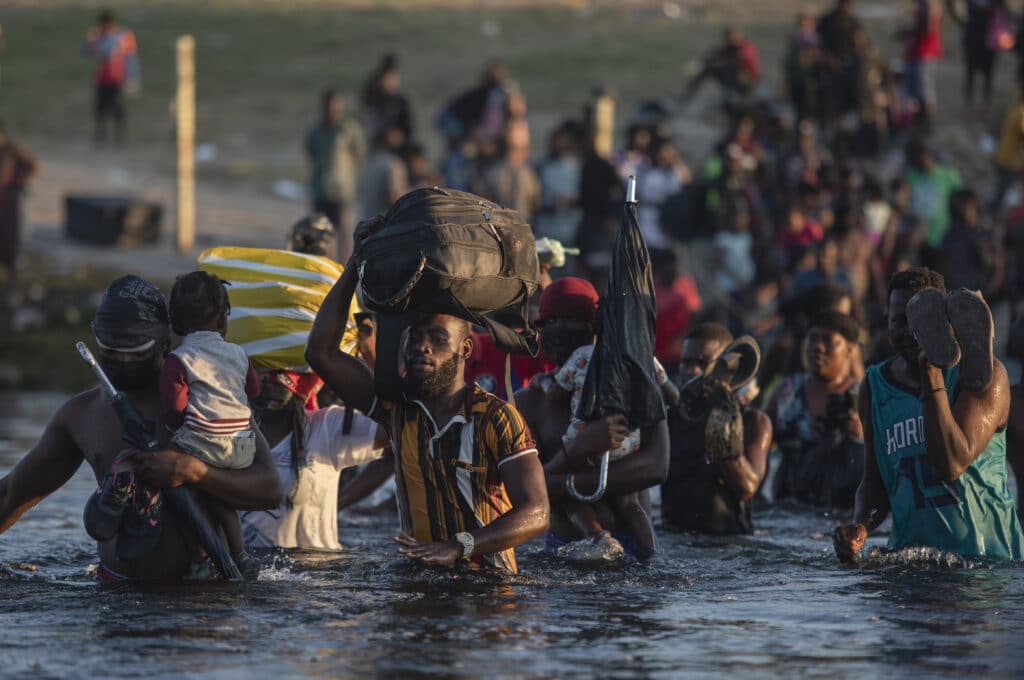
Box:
[197,246,360,370]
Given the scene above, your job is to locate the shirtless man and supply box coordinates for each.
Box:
[0,276,281,580]
[834,267,1023,561]
[662,323,772,534]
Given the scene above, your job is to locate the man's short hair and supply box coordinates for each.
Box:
[455,318,471,343]
[414,313,471,343]
[808,311,859,343]
[685,322,733,347]
[800,281,850,316]
[889,266,946,297]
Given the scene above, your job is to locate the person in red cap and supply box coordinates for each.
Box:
[516,277,674,561]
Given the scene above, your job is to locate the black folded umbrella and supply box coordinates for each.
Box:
[576,178,667,444]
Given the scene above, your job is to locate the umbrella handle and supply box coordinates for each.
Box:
[566,451,610,502]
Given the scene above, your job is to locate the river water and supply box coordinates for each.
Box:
[1,391,1021,678]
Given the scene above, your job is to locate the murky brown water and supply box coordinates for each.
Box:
[1,391,1021,678]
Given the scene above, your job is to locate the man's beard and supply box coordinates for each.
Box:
[403,354,461,397]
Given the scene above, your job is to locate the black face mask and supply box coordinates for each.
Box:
[540,330,593,367]
[98,354,162,392]
[251,383,295,419]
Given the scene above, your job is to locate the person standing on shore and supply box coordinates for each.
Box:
[306,90,365,262]
[0,122,38,293]
[82,9,139,144]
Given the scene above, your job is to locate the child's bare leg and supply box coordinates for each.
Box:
[213,504,245,556]
[564,499,605,539]
[211,501,260,581]
[609,492,656,557]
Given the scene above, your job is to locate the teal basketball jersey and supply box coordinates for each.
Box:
[865,362,1023,559]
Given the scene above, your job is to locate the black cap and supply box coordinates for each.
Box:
[91,275,170,352]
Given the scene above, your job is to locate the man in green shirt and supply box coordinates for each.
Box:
[306,90,365,261]
[834,267,1023,562]
[904,140,961,249]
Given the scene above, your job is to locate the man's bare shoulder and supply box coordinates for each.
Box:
[744,408,772,435]
[511,387,545,422]
[56,386,105,423]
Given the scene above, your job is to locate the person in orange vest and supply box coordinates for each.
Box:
[82,9,140,144]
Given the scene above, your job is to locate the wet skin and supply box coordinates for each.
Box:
[306,216,549,569]
[833,288,1011,562]
[0,346,282,579]
[674,338,772,504]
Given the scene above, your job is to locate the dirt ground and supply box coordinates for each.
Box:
[5,0,1022,280]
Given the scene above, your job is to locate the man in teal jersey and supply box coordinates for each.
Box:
[834,267,1023,561]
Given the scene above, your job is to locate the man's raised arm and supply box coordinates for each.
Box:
[921,359,1011,482]
[305,219,383,414]
[0,401,84,533]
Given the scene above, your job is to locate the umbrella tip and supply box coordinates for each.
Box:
[626,176,637,204]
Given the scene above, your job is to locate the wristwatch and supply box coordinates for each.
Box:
[454,532,474,560]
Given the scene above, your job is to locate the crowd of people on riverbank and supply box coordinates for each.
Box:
[2,1,1024,580]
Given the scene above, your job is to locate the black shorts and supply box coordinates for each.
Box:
[96,84,124,120]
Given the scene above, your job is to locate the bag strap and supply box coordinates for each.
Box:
[358,256,427,310]
[443,288,538,357]
[373,312,414,401]
[504,353,515,408]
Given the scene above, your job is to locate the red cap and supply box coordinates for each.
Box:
[265,370,323,409]
[537,277,599,326]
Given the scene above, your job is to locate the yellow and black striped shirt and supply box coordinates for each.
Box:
[369,385,537,572]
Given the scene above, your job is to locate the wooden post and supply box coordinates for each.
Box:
[593,92,615,160]
[175,35,195,253]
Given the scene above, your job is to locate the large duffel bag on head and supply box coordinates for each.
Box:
[356,186,540,399]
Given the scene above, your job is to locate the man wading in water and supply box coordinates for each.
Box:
[834,267,1024,561]
[515,278,670,559]
[662,323,772,535]
[0,276,282,580]
[305,218,549,573]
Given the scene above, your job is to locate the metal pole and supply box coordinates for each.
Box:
[626,175,637,204]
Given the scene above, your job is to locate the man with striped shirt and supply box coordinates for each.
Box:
[306,219,549,572]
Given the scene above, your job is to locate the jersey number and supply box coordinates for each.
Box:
[898,454,961,509]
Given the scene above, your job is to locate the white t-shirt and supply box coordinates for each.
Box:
[241,406,380,551]
[638,166,682,250]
